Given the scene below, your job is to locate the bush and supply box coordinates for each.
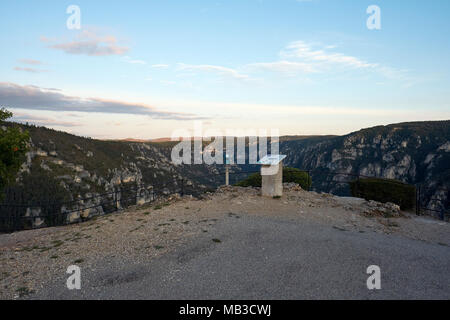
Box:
[235,172,261,188]
[235,167,312,190]
[349,177,416,210]
[0,108,29,199]
[283,167,312,190]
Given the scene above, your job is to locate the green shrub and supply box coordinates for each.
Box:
[282,167,312,190]
[0,108,29,199]
[235,172,261,188]
[349,177,416,210]
[235,167,312,190]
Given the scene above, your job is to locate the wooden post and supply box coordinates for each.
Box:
[225,165,229,186]
[225,153,230,186]
[417,185,421,216]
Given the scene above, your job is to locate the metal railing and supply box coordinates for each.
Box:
[416,185,449,220]
[0,182,180,233]
[1,167,448,233]
[306,170,448,220]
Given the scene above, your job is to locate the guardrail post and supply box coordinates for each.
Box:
[307,170,310,191]
[415,185,419,215]
[356,174,360,197]
[115,188,119,211]
[225,166,230,186]
[180,178,184,196]
[417,185,421,215]
[136,184,140,206]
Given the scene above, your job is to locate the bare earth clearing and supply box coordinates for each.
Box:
[1,185,449,299]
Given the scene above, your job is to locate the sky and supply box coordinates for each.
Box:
[1,0,450,139]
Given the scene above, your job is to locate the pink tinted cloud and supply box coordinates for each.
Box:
[43,29,129,56]
[13,67,48,73]
[0,82,207,121]
[18,59,44,65]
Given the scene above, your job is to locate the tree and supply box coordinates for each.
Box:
[0,108,29,199]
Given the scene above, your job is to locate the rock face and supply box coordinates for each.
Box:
[1,123,218,229]
[281,121,450,213]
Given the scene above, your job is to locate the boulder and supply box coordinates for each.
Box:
[364,200,402,218]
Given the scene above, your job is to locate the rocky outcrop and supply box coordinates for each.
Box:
[281,121,450,213]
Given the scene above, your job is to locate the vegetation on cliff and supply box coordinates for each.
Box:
[235,167,312,190]
[0,108,29,199]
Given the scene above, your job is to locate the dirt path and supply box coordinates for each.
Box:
[1,185,449,299]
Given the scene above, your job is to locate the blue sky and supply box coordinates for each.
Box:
[1,0,449,138]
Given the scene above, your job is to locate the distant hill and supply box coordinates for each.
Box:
[115,137,206,143]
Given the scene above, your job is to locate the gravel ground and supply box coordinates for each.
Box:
[1,185,449,299]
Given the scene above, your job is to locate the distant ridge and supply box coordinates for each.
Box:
[117,135,337,143]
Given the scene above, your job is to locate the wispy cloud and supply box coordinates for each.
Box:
[160,80,176,85]
[42,29,129,56]
[11,113,82,127]
[247,40,415,85]
[177,63,250,80]
[151,64,170,68]
[280,41,377,69]
[123,56,147,65]
[173,42,412,85]
[13,67,48,73]
[0,82,206,120]
[18,59,44,65]
[247,60,318,75]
